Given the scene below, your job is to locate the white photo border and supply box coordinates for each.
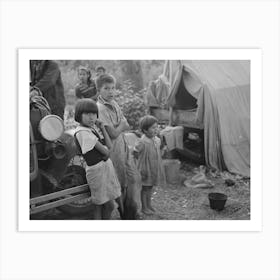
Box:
[19,48,262,232]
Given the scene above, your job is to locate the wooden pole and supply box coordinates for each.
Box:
[168,106,173,126]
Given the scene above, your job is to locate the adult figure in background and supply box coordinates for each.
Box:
[30,60,65,119]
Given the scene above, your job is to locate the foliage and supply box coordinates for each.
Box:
[64,104,78,130]
[114,80,148,130]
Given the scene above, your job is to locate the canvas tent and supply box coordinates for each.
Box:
[150,60,250,177]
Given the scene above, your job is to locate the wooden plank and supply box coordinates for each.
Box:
[30,193,91,214]
[30,184,89,204]
[30,124,38,182]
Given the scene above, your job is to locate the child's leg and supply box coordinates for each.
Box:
[123,186,138,220]
[102,200,115,220]
[141,186,147,212]
[147,186,155,212]
[115,195,124,219]
[141,186,152,215]
[92,204,102,220]
[123,159,142,220]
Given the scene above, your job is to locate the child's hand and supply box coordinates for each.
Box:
[30,89,40,99]
[102,154,110,161]
[79,84,88,90]
[120,119,130,131]
[95,119,105,130]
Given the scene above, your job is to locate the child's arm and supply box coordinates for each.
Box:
[105,118,130,140]
[76,129,109,160]
[75,85,82,98]
[133,140,144,160]
[94,141,110,160]
[98,103,130,139]
[95,120,112,149]
[80,86,97,97]
[75,85,96,99]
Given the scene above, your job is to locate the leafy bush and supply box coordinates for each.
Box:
[114,80,148,130]
[64,105,78,130]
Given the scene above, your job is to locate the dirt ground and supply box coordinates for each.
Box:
[142,162,250,220]
[31,161,250,221]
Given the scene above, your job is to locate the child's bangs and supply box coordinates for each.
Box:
[140,115,158,132]
[78,66,89,73]
[82,102,98,114]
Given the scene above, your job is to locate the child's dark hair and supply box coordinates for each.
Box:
[78,66,92,86]
[95,74,116,91]
[139,115,158,133]
[95,65,106,73]
[74,98,99,123]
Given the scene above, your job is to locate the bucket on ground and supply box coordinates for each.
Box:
[208,192,228,211]
[163,159,181,185]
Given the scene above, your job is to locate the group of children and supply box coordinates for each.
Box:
[74,67,166,219]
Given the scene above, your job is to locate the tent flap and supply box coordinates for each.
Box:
[162,60,250,177]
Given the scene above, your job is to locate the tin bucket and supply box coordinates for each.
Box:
[163,159,181,185]
[208,192,228,211]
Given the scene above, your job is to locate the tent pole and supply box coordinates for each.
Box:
[168,106,173,126]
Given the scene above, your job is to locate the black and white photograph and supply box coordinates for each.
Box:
[18,48,261,231]
[28,59,251,221]
[2,1,279,279]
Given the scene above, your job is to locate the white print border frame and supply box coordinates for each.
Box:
[19,49,262,232]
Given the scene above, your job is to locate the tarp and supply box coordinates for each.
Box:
[162,60,250,177]
[146,75,170,108]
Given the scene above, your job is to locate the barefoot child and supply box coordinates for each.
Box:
[74,98,121,219]
[96,74,141,219]
[134,115,166,215]
[75,66,98,100]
